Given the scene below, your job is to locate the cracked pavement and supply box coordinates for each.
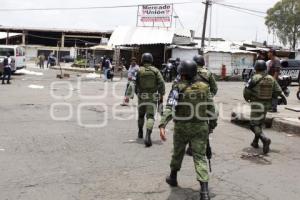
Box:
[0,66,300,200]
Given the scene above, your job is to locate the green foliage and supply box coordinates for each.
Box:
[265,0,300,49]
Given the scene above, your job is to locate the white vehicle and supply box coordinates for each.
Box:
[0,45,26,72]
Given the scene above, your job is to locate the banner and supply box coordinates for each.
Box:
[137,4,173,28]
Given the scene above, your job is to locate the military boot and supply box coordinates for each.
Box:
[138,127,143,139]
[199,181,210,200]
[260,133,271,154]
[166,170,178,187]
[251,135,260,149]
[144,129,152,147]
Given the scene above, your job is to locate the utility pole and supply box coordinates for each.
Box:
[201,0,212,50]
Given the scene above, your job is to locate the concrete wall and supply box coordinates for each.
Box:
[205,51,255,76]
[205,52,231,76]
[171,48,198,61]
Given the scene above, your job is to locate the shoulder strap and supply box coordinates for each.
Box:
[248,74,267,89]
[198,72,209,84]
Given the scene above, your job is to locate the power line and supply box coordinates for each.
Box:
[213,2,266,15]
[215,4,266,18]
[0,1,199,12]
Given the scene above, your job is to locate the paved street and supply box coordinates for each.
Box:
[1,66,300,200]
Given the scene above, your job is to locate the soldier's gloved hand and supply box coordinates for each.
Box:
[280,94,287,105]
[159,127,167,141]
[209,120,217,131]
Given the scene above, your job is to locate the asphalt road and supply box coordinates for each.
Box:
[0,66,299,200]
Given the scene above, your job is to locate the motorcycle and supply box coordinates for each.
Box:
[277,75,292,105]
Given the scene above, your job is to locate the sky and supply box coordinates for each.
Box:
[0,0,281,44]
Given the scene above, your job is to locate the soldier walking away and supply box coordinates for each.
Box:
[244,60,284,154]
[135,53,165,147]
[121,57,139,106]
[38,54,45,69]
[159,60,218,200]
[185,55,218,156]
[267,49,281,112]
[2,53,12,84]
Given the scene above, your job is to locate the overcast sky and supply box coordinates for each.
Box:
[0,0,280,44]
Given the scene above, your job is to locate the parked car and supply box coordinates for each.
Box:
[280,60,300,83]
[61,55,75,63]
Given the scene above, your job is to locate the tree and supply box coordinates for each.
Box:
[265,0,300,50]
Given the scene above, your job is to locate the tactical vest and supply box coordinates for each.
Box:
[138,66,158,93]
[256,77,273,99]
[175,81,209,122]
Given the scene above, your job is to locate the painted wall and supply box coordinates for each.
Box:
[205,51,255,76]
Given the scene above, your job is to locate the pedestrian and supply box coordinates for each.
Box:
[185,55,218,156]
[38,53,45,69]
[267,49,281,112]
[159,60,218,200]
[244,60,284,154]
[103,57,112,82]
[135,53,165,147]
[121,57,139,106]
[2,53,12,84]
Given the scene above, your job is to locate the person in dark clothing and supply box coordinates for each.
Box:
[2,53,12,84]
[267,49,281,112]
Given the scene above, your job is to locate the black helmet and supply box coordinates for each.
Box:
[141,53,153,64]
[178,60,197,80]
[193,55,205,66]
[254,60,267,71]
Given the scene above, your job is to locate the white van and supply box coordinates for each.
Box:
[0,45,26,72]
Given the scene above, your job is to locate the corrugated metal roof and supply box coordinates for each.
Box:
[0,25,113,34]
[108,26,191,46]
[0,32,21,39]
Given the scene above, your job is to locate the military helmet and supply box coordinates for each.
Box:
[254,60,267,71]
[141,53,153,64]
[178,60,197,80]
[193,55,205,66]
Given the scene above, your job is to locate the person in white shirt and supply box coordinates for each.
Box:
[121,57,140,106]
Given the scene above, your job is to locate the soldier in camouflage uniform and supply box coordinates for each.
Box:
[193,55,218,96]
[135,53,165,147]
[244,60,284,154]
[185,55,218,156]
[159,60,217,200]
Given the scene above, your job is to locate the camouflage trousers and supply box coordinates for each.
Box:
[250,101,271,135]
[171,121,209,182]
[138,98,157,131]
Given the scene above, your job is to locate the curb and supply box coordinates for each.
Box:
[52,66,95,73]
[272,118,300,134]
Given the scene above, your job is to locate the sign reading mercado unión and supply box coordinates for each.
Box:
[137,4,173,28]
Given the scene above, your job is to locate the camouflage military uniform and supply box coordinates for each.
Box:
[196,66,218,97]
[135,64,165,132]
[244,73,282,134]
[159,80,217,182]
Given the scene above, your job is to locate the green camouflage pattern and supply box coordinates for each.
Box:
[197,66,218,97]
[159,80,218,182]
[244,72,282,135]
[171,121,209,182]
[136,64,165,131]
